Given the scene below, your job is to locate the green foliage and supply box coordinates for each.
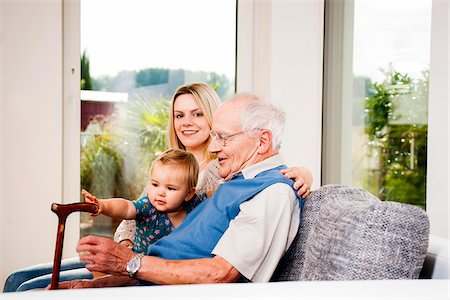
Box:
[111,95,170,199]
[136,68,169,87]
[80,97,170,237]
[364,65,413,139]
[80,116,123,198]
[207,72,232,98]
[363,65,428,209]
[92,75,113,91]
[90,66,232,98]
[80,96,170,202]
[80,50,93,90]
[379,125,427,206]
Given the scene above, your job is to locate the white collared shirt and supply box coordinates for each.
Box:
[211,154,300,282]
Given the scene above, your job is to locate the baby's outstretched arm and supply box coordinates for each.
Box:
[81,189,136,219]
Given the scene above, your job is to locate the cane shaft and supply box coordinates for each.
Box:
[50,218,67,289]
[49,202,98,290]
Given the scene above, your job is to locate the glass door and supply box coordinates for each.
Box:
[79,0,237,238]
[323,0,432,209]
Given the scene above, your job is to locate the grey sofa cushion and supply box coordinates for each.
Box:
[274,184,429,281]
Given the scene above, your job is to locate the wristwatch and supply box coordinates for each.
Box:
[126,252,145,278]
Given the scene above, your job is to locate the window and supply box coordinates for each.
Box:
[323,0,432,209]
[80,0,237,238]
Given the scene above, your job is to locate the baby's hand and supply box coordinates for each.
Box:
[82,189,102,215]
[119,239,134,249]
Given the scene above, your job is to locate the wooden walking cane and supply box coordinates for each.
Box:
[49,202,99,290]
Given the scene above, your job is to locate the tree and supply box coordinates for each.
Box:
[81,50,93,90]
[136,68,169,87]
[364,65,428,208]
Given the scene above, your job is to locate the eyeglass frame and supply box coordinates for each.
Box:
[209,128,261,147]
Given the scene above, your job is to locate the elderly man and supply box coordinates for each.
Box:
[59,93,302,288]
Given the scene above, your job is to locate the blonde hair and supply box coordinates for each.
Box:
[167,83,221,162]
[149,149,199,190]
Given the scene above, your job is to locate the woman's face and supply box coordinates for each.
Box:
[173,94,211,151]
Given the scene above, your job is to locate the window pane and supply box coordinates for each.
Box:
[323,0,432,209]
[80,0,236,238]
[352,0,431,208]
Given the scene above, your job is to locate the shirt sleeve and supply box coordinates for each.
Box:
[211,183,300,282]
[114,184,149,243]
[133,196,155,218]
[113,219,136,243]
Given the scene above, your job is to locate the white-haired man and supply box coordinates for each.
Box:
[59,93,302,288]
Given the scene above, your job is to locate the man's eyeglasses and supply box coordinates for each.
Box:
[209,130,247,147]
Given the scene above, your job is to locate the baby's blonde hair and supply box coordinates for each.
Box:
[149,149,199,190]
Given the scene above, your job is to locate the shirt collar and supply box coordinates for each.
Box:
[238,154,285,179]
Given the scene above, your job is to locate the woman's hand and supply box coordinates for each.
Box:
[82,189,103,215]
[280,167,313,198]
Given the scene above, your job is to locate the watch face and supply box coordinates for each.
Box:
[129,258,139,270]
[127,253,144,277]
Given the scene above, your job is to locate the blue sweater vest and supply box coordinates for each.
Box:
[147,165,303,260]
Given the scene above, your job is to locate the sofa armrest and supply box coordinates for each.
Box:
[419,235,449,279]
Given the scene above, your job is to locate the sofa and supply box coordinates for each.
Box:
[272,184,431,281]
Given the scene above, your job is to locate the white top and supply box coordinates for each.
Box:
[211,154,300,282]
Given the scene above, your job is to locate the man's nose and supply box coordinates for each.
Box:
[208,137,222,153]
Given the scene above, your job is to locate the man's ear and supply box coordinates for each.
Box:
[256,129,272,154]
[185,187,196,201]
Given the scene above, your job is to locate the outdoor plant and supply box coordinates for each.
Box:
[364,65,428,208]
[80,95,170,237]
[80,115,124,237]
[111,94,170,200]
[80,115,122,198]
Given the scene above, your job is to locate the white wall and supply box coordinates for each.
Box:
[237,0,324,189]
[0,0,63,287]
[426,0,449,239]
[0,0,4,286]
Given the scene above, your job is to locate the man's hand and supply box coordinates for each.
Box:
[53,275,138,289]
[52,279,97,289]
[77,235,135,276]
[280,166,313,198]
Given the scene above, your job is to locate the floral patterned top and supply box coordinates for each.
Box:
[132,194,203,253]
[113,159,222,249]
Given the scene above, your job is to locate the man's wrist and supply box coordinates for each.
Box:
[126,252,145,278]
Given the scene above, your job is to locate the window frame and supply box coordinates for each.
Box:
[63,0,448,259]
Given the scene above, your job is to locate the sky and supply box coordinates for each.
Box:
[81,0,236,79]
[81,0,432,82]
[353,0,432,81]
